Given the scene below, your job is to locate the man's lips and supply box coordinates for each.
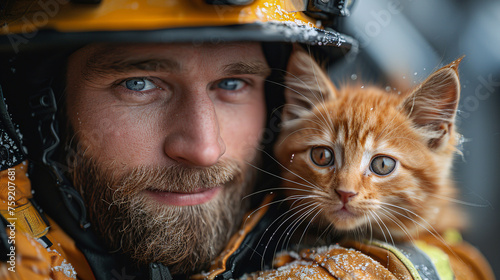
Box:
[145,186,222,206]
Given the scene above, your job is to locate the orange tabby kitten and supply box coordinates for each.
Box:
[274,50,465,241]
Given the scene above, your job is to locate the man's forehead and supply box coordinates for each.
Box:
[84,42,263,62]
[77,42,270,77]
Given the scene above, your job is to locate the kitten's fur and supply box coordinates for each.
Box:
[274,50,465,242]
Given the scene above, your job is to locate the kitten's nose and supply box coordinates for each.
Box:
[336,190,358,204]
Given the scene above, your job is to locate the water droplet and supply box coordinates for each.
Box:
[397,91,401,94]
[350,74,358,80]
[370,108,373,111]
[414,72,418,75]
[385,86,391,92]
[361,86,365,89]
[402,76,406,79]
[290,153,295,163]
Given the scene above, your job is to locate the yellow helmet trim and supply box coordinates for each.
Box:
[1,0,322,34]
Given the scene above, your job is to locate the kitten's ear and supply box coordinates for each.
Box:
[401,56,463,150]
[282,50,337,122]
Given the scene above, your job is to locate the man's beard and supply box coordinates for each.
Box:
[69,149,257,274]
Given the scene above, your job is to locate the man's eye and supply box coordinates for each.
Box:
[121,78,157,91]
[217,79,245,91]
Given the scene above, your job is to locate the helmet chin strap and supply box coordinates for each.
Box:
[29,84,90,230]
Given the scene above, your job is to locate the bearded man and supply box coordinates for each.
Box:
[66,42,269,274]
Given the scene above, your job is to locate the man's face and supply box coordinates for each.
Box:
[65,42,269,273]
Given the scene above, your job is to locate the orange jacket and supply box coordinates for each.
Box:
[0,163,495,280]
[0,162,94,280]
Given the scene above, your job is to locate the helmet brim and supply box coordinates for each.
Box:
[0,22,357,58]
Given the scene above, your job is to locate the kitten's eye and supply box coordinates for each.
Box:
[310,147,334,167]
[370,156,396,176]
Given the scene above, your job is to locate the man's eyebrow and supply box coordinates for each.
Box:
[85,57,181,77]
[83,46,181,78]
[222,62,271,78]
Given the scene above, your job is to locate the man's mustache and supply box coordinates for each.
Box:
[114,158,243,195]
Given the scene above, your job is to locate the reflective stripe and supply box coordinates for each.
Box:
[397,242,443,280]
[414,241,454,280]
[368,240,455,280]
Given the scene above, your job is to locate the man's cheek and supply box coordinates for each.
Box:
[77,124,130,166]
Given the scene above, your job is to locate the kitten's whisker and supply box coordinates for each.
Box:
[380,202,435,232]
[252,149,325,192]
[385,205,469,268]
[379,203,463,261]
[280,188,318,194]
[315,221,336,246]
[426,193,491,208]
[278,203,313,252]
[262,201,318,268]
[243,195,321,224]
[372,210,395,246]
[296,204,323,249]
[358,212,370,242]
[369,210,389,244]
[245,156,323,192]
[242,187,318,201]
[366,212,374,243]
[353,224,364,242]
[378,207,416,243]
[251,200,316,268]
[281,202,321,253]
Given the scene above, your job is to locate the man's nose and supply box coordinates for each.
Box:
[163,89,226,167]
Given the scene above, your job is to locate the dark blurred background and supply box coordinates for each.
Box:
[330,0,500,277]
